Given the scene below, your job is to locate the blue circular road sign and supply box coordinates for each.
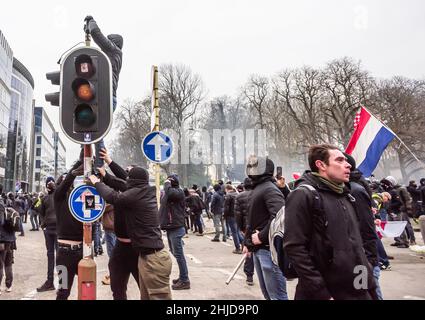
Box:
[142,131,174,163]
[68,185,106,223]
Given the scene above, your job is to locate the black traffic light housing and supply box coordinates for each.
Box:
[45,71,61,106]
[59,46,113,144]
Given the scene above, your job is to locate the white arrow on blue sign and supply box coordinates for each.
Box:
[68,185,106,223]
[142,131,174,163]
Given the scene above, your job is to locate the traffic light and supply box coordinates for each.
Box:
[59,46,113,144]
[45,71,61,106]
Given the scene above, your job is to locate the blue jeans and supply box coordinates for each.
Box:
[95,97,117,168]
[167,227,189,282]
[226,217,244,250]
[253,249,288,300]
[30,209,39,230]
[104,230,117,258]
[373,266,383,300]
[377,238,389,266]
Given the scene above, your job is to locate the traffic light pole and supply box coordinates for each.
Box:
[77,28,96,300]
[77,145,97,300]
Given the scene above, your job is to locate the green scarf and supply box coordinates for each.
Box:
[312,172,345,194]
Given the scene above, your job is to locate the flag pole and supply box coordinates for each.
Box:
[361,106,425,169]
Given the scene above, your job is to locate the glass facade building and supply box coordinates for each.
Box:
[5,58,34,192]
[0,30,13,187]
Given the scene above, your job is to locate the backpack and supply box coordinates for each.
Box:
[4,207,21,232]
[269,184,330,280]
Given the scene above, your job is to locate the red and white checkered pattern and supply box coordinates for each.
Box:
[353,111,361,130]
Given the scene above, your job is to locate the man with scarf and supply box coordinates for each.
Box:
[243,155,288,300]
[283,144,376,300]
[89,167,172,300]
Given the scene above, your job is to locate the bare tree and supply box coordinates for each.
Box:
[322,57,375,145]
[370,76,425,181]
[110,98,151,168]
[159,64,206,186]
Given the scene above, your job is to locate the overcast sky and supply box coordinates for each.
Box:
[1,0,424,167]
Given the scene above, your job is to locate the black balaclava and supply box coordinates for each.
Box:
[126,167,149,189]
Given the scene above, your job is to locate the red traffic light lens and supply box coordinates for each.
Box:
[72,78,95,102]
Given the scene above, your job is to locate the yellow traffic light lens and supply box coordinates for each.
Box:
[77,84,94,101]
[72,78,95,102]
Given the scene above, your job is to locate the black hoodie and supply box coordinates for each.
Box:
[95,167,164,253]
[245,158,285,251]
[283,172,375,300]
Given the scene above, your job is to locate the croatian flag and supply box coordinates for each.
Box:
[345,107,395,177]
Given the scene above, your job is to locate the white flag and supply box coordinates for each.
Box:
[376,221,408,238]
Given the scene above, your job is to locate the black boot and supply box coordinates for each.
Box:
[37,281,55,292]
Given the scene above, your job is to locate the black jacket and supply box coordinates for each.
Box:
[234,190,251,233]
[95,179,164,253]
[0,200,16,242]
[283,172,375,300]
[102,161,129,238]
[88,20,122,98]
[159,181,186,230]
[245,176,285,251]
[39,190,56,230]
[223,191,237,218]
[54,160,84,241]
[349,170,378,267]
[210,191,224,215]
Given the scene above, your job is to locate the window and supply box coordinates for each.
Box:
[35,160,41,169]
[36,136,42,144]
[36,148,41,157]
[35,173,40,181]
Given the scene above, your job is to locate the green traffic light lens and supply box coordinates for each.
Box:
[75,104,96,128]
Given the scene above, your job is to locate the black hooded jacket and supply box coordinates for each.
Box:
[283,172,375,300]
[88,19,122,97]
[159,180,186,230]
[245,158,285,251]
[95,167,164,253]
[235,190,251,233]
[54,160,84,241]
[349,170,378,267]
[39,189,56,230]
[102,161,129,238]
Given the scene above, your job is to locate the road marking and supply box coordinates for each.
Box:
[205,235,233,247]
[403,295,425,300]
[213,268,244,281]
[186,254,203,264]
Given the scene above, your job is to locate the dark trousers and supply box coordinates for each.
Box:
[43,229,58,283]
[0,242,13,288]
[109,241,140,300]
[244,254,254,277]
[195,213,203,234]
[56,246,83,300]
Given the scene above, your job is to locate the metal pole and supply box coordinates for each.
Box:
[225,253,247,285]
[77,144,96,300]
[152,66,161,208]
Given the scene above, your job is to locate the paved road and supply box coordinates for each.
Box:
[1,218,424,300]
